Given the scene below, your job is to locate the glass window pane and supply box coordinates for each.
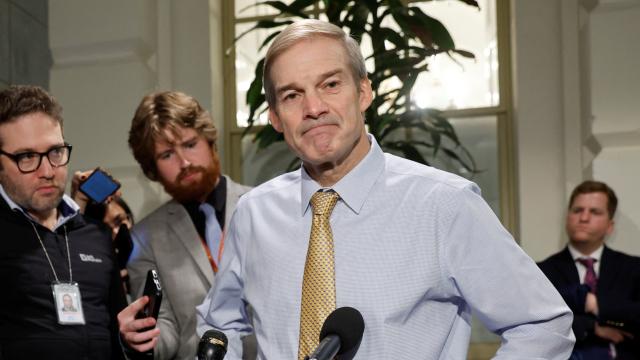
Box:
[412,0,499,110]
[235,22,270,127]
[426,115,500,216]
[241,135,294,186]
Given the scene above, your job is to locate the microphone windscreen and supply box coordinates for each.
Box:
[201,329,228,350]
[319,307,365,355]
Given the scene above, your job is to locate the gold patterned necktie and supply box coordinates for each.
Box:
[297,191,340,360]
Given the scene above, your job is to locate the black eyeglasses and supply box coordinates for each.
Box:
[0,144,73,173]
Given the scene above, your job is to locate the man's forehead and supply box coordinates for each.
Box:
[153,126,199,147]
[0,113,64,151]
[275,68,346,94]
[572,192,609,207]
[271,37,350,83]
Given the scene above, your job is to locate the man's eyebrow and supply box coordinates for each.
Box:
[180,136,199,145]
[319,69,343,81]
[275,83,301,96]
[275,68,345,96]
[11,142,66,154]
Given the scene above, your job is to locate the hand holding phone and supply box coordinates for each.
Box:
[78,167,121,204]
[136,269,162,325]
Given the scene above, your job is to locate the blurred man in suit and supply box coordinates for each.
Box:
[116,91,253,360]
[539,180,640,359]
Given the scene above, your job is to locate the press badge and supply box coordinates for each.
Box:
[52,282,85,325]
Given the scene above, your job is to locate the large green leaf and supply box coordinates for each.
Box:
[244,59,266,130]
[408,6,455,50]
[341,2,370,41]
[455,0,481,8]
[239,0,318,17]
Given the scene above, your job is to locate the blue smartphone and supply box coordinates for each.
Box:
[79,168,121,204]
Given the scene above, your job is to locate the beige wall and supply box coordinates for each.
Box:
[512,0,640,260]
[590,0,640,254]
[511,0,567,260]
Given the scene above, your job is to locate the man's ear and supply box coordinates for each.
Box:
[269,107,283,133]
[358,77,373,113]
[606,219,615,236]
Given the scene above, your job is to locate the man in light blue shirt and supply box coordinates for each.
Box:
[197,19,574,359]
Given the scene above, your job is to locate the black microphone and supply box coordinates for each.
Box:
[306,307,365,360]
[197,330,228,360]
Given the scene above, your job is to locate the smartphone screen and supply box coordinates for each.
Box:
[79,169,120,203]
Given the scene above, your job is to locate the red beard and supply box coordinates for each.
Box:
[161,162,220,203]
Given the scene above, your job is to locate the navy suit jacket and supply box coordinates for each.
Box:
[538,246,640,359]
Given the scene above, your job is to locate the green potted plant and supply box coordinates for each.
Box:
[239,0,479,173]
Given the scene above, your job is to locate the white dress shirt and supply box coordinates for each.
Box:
[568,244,604,283]
[197,135,575,359]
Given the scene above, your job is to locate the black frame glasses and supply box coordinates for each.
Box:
[0,144,73,174]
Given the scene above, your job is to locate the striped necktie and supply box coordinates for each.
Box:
[577,257,597,293]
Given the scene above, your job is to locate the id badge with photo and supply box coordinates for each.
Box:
[52,282,85,325]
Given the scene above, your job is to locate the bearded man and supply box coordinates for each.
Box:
[116,91,253,360]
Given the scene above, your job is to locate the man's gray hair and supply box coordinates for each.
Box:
[263,19,368,109]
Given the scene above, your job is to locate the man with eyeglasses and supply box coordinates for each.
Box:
[0,85,127,359]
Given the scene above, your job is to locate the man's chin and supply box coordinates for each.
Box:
[162,165,219,203]
[570,237,602,245]
[164,187,206,203]
[32,197,63,214]
[163,180,215,203]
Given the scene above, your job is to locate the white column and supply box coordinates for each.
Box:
[589,0,640,254]
[511,0,567,260]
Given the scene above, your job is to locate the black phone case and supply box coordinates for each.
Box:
[137,269,162,321]
[114,224,133,270]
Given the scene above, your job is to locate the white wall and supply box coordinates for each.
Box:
[511,0,567,260]
[590,0,640,254]
[512,0,640,260]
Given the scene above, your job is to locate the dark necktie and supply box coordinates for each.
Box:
[577,257,598,293]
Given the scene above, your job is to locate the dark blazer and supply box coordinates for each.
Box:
[0,196,127,360]
[538,246,640,359]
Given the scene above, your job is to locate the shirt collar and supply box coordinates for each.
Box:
[0,183,79,229]
[568,243,604,262]
[300,134,385,216]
